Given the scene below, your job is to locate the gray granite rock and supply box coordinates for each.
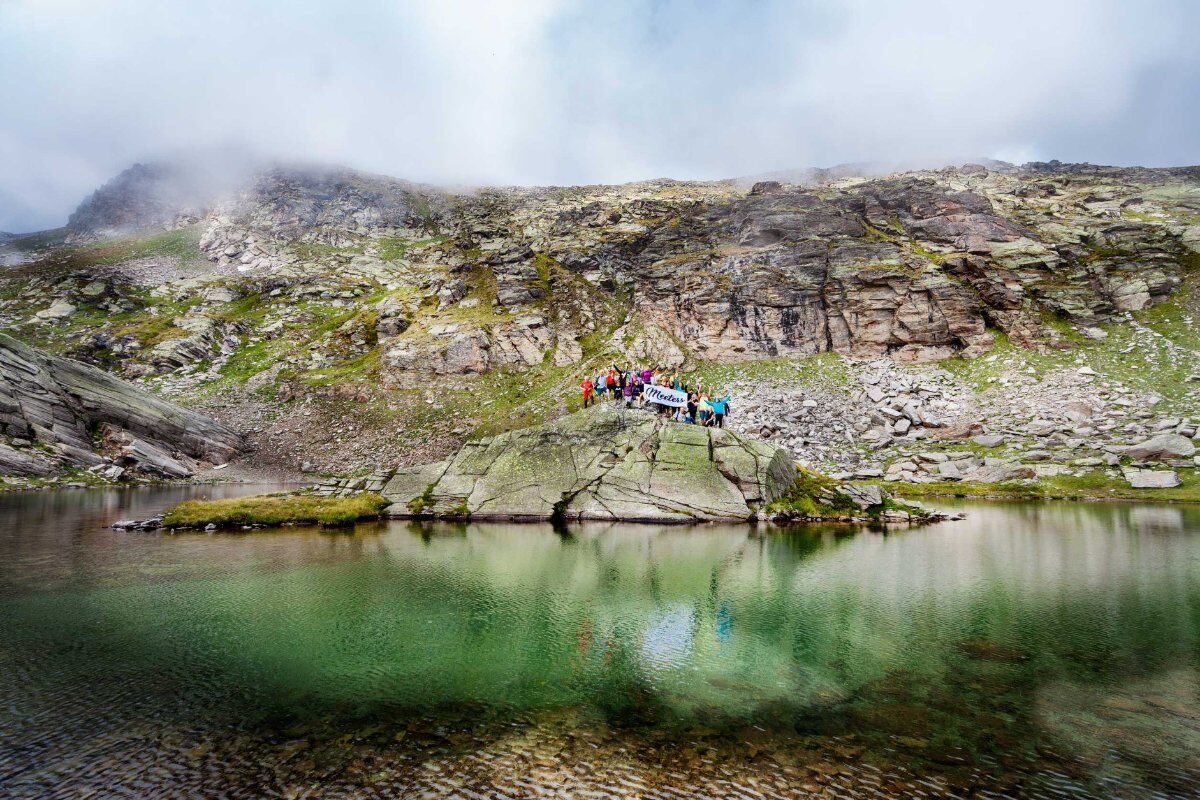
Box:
[1123,469,1180,489]
[379,405,796,522]
[0,333,240,477]
[1124,434,1196,461]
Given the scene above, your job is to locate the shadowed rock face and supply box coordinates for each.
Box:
[368,406,797,522]
[0,334,240,477]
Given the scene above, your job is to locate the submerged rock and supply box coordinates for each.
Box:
[111,514,164,531]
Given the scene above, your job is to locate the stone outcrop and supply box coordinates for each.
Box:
[0,333,240,477]
[7,156,1194,484]
[320,406,797,522]
[65,161,234,244]
[146,313,241,373]
[198,166,452,273]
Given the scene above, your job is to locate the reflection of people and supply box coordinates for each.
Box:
[716,602,732,642]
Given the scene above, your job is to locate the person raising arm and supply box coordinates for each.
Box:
[709,393,731,428]
[697,394,714,426]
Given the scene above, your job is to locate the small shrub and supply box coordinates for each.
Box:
[766,467,859,518]
[407,484,436,514]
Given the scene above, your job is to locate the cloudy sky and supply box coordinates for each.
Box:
[1,0,1198,231]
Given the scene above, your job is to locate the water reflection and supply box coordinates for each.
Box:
[2,488,1200,797]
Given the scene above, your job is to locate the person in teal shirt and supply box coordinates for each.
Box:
[709,394,731,428]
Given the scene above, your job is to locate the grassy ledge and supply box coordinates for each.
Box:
[163,492,390,529]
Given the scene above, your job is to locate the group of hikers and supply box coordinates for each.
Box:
[580,365,732,427]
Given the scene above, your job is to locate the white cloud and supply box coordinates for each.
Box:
[0,0,1196,230]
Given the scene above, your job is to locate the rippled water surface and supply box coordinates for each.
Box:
[2,486,1200,798]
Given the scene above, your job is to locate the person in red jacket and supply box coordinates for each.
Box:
[580,376,595,408]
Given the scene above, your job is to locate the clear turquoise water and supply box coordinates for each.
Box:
[2,486,1199,797]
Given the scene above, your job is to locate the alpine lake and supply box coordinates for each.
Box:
[2,485,1199,798]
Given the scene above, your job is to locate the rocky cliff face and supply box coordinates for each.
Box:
[0,333,240,478]
[66,163,214,244]
[53,159,1200,376]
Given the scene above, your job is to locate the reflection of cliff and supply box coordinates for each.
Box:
[23,509,1200,729]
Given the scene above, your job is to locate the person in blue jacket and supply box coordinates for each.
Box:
[709,393,731,428]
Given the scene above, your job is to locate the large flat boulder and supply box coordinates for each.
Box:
[1123,469,1181,489]
[380,406,797,522]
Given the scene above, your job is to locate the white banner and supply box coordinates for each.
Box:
[642,384,688,408]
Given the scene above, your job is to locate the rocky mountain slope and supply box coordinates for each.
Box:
[0,333,239,481]
[2,157,1199,489]
[47,158,1200,375]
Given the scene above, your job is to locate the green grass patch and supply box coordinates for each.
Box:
[163,491,391,529]
[407,483,436,515]
[940,285,1200,410]
[112,312,192,349]
[290,241,363,260]
[72,227,203,265]
[304,347,383,386]
[8,228,68,251]
[374,236,448,261]
[882,480,1046,501]
[693,351,853,392]
[208,292,268,325]
[216,335,292,387]
[469,360,577,437]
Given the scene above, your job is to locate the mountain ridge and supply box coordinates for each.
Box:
[1,156,1198,483]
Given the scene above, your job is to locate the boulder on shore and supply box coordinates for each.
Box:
[1124,433,1196,461]
[378,406,798,522]
[1123,469,1181,489]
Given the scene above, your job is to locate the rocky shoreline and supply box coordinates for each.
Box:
[311,406,954,525]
